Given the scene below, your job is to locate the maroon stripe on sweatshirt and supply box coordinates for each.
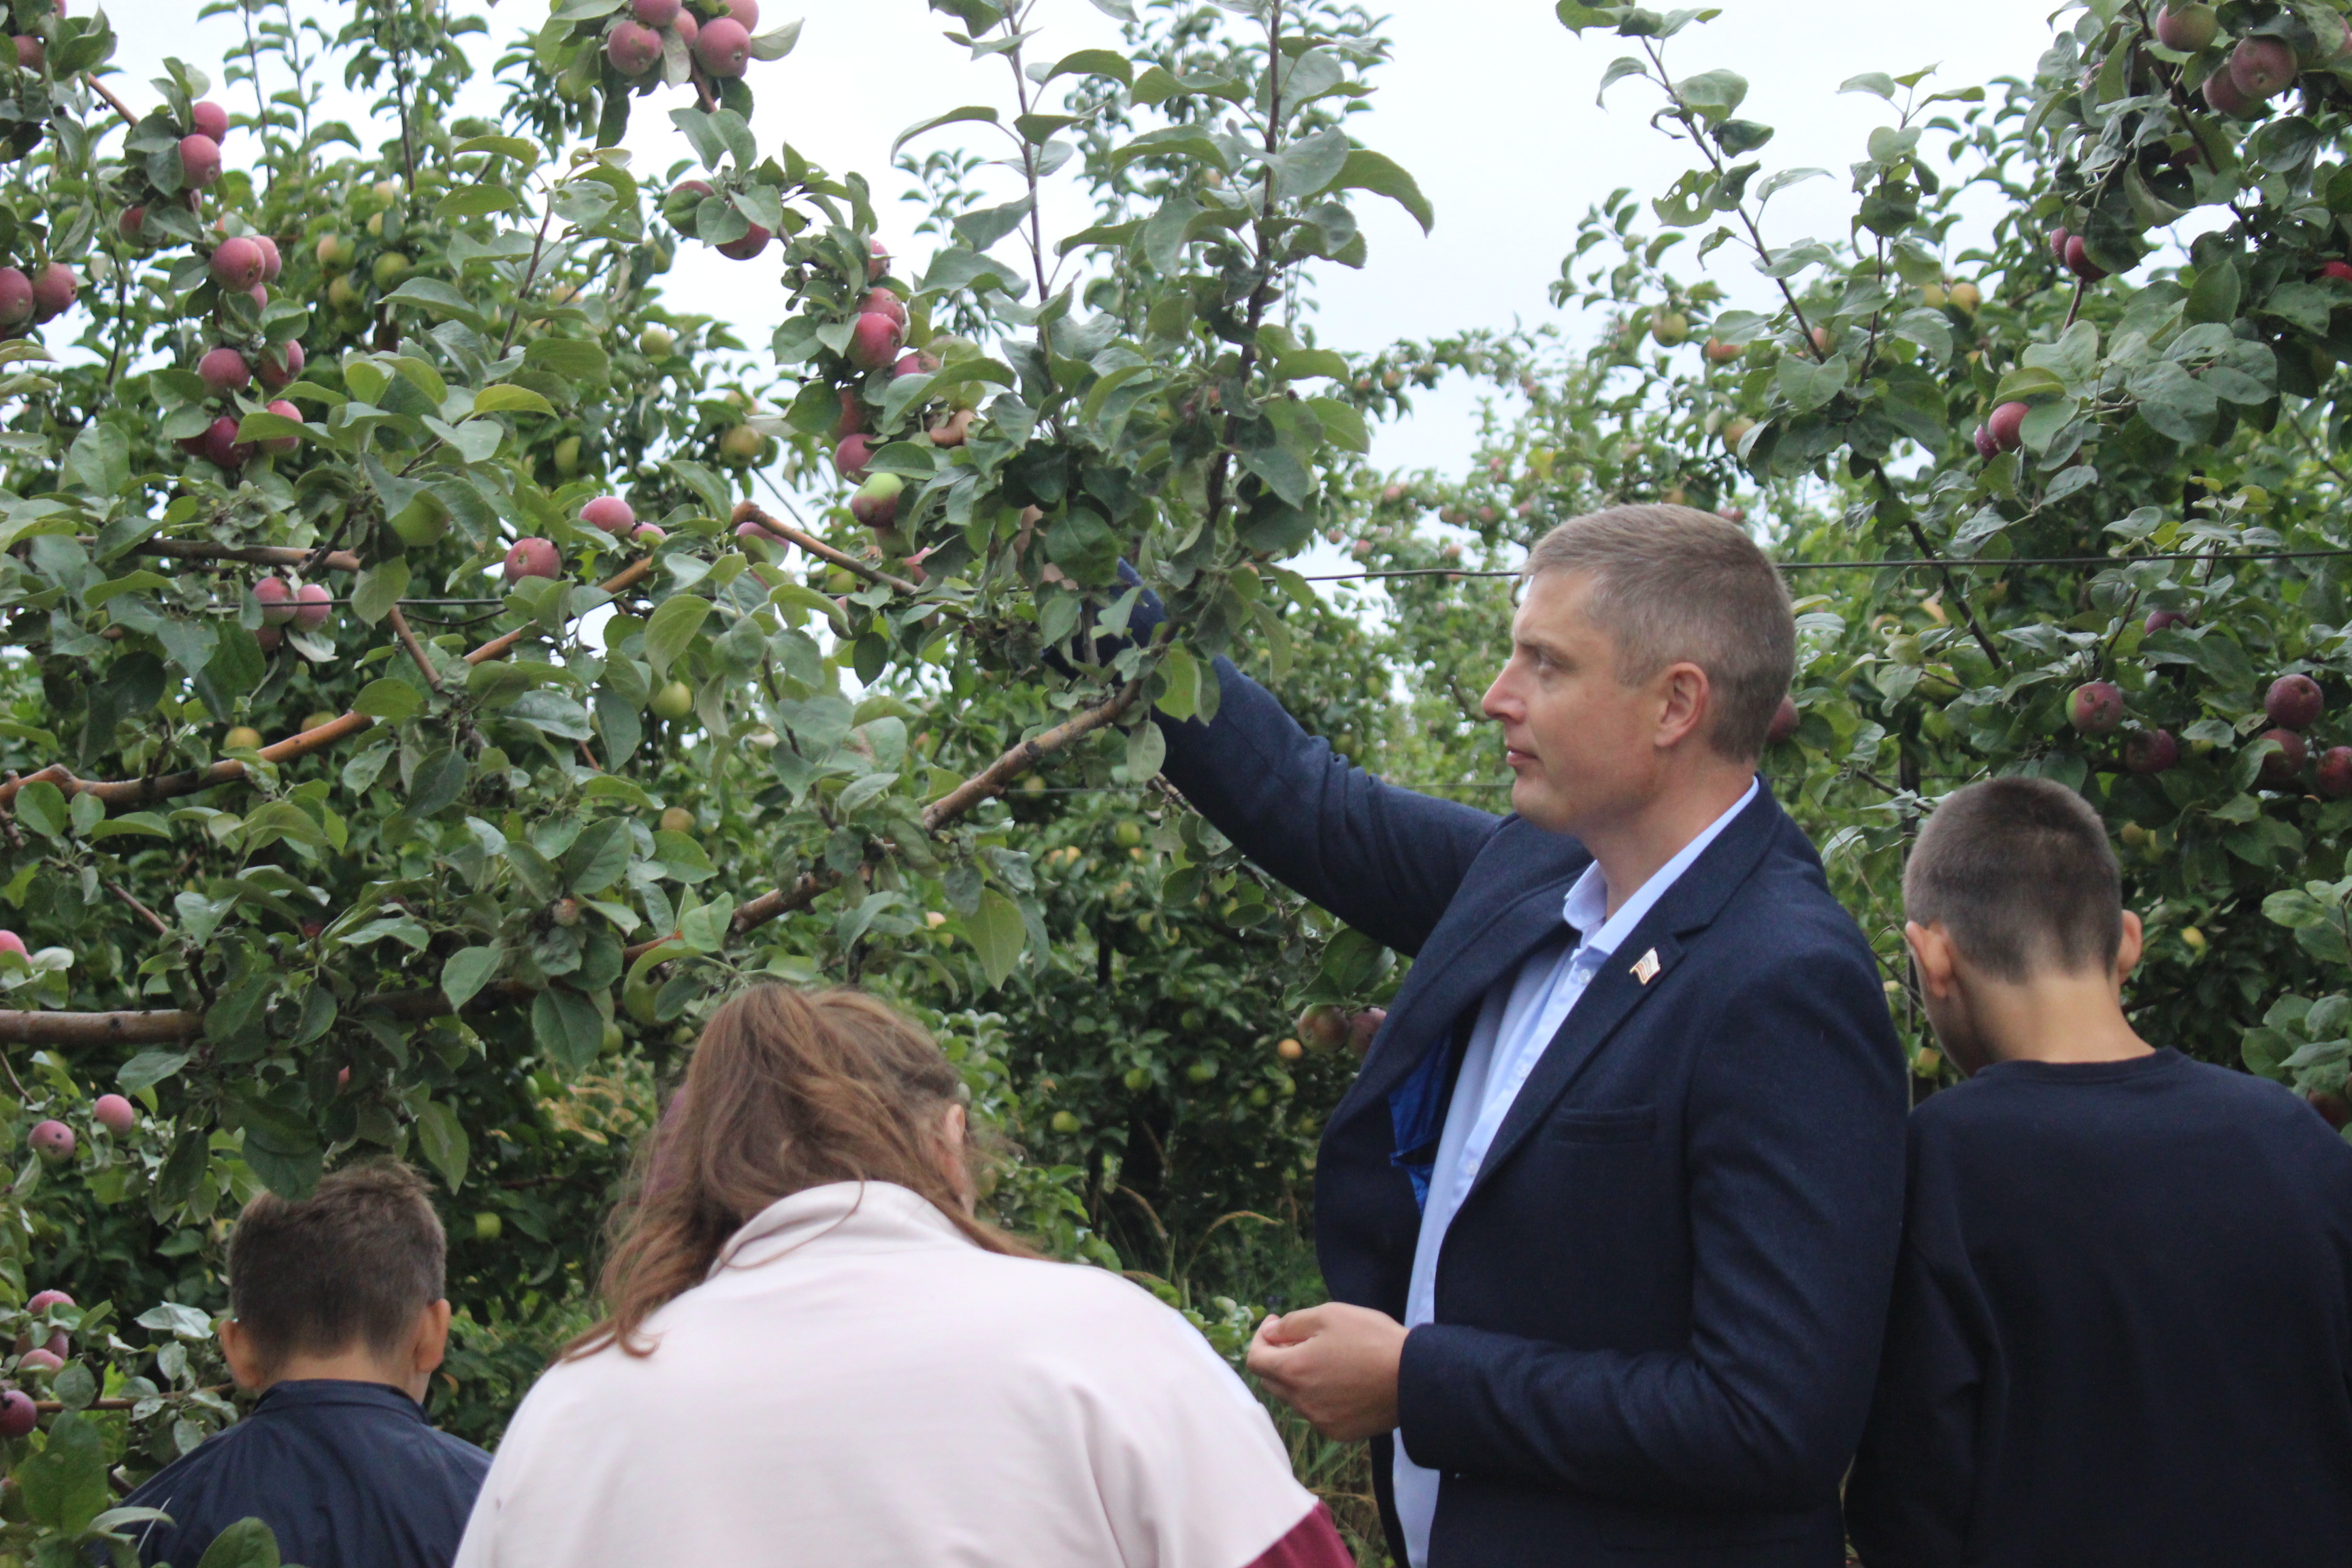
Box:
[1242,1503,1356,1568]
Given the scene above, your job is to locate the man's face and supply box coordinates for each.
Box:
[1480,569,1665,836]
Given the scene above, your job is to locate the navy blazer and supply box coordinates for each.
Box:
[1159,655,1908,1568]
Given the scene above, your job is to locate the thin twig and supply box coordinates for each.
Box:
[81,74,137,127]
[104,881,172,938]
[732,502,924,595]
[385,604,441,690]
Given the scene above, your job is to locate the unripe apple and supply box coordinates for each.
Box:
[1049,1111,1081,1134]
[861,287,907,328]
[715,220,770,261]
[190,99,229,141]
[849,472,903,529]
[2123,728,2178,775]
[326,274,362,312]
[314,232,355,272]
[2153,4,2217,53]
[847,310,903,371]
[1346,1007,1386,1056]
[866,237,889,282]
[1296,1004,1348,1051]
[604,18,662,76]
[1702,336,1741,364]
[179,133,222,188]
[252,576,297,624]
[474,1211,502,1241]
[1946,280,1981,311]
[0,267,30,327]
[13,35,42,71]
[222,724,263,751]
[1649,310,1688,346]
[2143,608,2189,634]
[0,1389,35,1439]
[659,804,696,834]
[29,263,73,323]
[299,709,337,734]
[2267,672,2325,730]
[1986,400,2029,452]
[29,1120,72,1162]
[834,434,875,479]
[2257,727,2309,787]
[371,252,411,289]
[649,681,694,721]
[502,538,561,583]
[1767,694,1801,745]
[631,0,679,22]
[1720,415,1755,451]
[695,16,750,77]
[255,235,281,281]
[211,235,264,291]
[718,423,766,466]
[257,339,304,389]
[2230,35,2298,98]
[640,325,674,357]
[2068,681,2124,735]
[293,583,332,630]
[581,495,635,535]
[2319,747,2352,799]
[203,414,252,469]
[198,346,250,393]
[93,1094,135,1135]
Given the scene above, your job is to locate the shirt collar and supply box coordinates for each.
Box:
[1561,777,1760,958]
[250,1379,426,1421]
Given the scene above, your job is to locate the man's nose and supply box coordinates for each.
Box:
[1481,668,1518,722]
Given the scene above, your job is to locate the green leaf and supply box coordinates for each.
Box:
[532,985,607,1073]
[1306,396,1369,453]
[351,559,410,626]
[1043,48,1132,86]
[966,889,1027,988]
[64,422,129,497]
[1777,353,1850,413]
[414,1099,470,1193]
[352,677,425,721]
[470,385,556,418]
[439,945,501,1011]
[562,819,632,896]
[379,278,489,329]
[643,594,712,679]
[523,338,612,384]
[892,104,1000,157]
[1328,149,1433,233]
[18,1410,110,1536]
[436,184,526,218]
[1991,365,2068,404]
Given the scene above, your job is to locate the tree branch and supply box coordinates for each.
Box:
[732,502,923,594]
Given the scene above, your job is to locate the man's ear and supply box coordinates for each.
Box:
[2114,909,2144,985]
[410,1298,453,1375]
[1653,661,1712,750]
[1905,920,1960,999]
[218,1318,269,1392]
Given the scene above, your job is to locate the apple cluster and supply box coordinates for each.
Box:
[2149,4,2347,118]
[2066,657,2352,796]
[248,575,335,653]
[1292,1003,1388,1058]
[604,0,763,86]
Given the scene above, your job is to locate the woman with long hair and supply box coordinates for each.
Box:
[453,985,1351,1568]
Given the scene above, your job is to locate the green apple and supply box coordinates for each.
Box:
[326,274,362,312]
[473,1212,502,1241]
[371,252,411,289]
[314,233,355,273]
[552,435,581,477]
[718,423,766,467]
[601,1021,623,1056]
[1049,1111,1081,1134]
[649,681,693,721]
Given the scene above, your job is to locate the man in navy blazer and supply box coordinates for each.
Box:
[1155,504,1909,1567]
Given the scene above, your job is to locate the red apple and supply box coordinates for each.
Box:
[866,237,889,282]
[255,234,281,282]
[2048,227,2072,263]
[1971,425,1997,460]
[2308,1088,2352,1130]
[2123,728,2178,775]
[252,577,296,623]
[632,0,680,22]
[198,346,250,393]
[25,263,71,324]
[2068,681,2124,735]
[581,495,636,536]
[256,339,304,389]
[16,1350,61,1373]
[2318,747,2352,799]
[725,0,758,23]
[715,220,770,261]
[847,310,902,371]
[0,932,29,958]
[2230,35,2298,98]
[2143,608,2189,634]
[2203,65,2255,115]
[1767,695,1801,745]
[254,623,282,651]
[0,1389,35,1439]
[2266,672,2324,730]
[210,235,264,291]
[259,402,301,456]
[604,18,662,76]
[28,1121,71,1162]
[2153,4,2218,53]
[179,133,222,188]
[190,100,229,141]
[632,523,666,545]
[503,538,561,583]
[116,204,146,244]
[849,472,902,529]
[834,387,865,439]
[2317,261,2352,284]
[1296,1005,1348,1051]
[0,268,29,328]
[1987,400,2029,453]
[12,35,41,71]
[833,434,875,479]
[2064,235,2108,282]
[672,7,696,44]
[891,350,938,378]
[2257,727,2308,787]
[203,414,251,469]
[694,16,749,77]
[24,1290,69,1313]
[93,1094,135,1135]
[861,287,907,327]
[293,583,332,630]
[1346,1007,1386,1056]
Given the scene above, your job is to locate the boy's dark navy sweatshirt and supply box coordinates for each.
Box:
[119,1380,490,1568]
[1844,1049,2352,1567]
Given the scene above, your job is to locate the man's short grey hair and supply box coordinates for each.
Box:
[1525,504,1795,761]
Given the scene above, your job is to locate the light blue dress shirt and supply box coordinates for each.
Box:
[1392,779,1759,1568]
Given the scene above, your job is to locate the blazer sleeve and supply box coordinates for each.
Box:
[1842,1200,1984,1566]
[1392,942,1908,1509]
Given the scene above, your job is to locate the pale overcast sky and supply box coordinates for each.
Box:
[97,0,2078,480]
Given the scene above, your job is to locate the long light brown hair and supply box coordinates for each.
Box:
[567,985,1028,1359]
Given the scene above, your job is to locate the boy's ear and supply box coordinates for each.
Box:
[2114,909,2144,983]
[218,1318,268,1392]
[1904,920,1959,999]
[410,1298,453,1375]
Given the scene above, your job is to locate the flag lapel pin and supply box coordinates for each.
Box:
[1630,948,1661,985]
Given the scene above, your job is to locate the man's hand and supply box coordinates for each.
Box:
[1246,1303,1408,1441]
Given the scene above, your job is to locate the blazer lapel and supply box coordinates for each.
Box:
[1462,784,1788,1199]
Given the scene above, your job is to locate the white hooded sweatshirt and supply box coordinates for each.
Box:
[453,1181,1348,1568]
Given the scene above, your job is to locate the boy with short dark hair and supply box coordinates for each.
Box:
[1844,777,2352,1567]
[122,1162,491,1568]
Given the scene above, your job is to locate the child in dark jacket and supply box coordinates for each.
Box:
[120,1161,489,1568]
[1844,776,2352,1568]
